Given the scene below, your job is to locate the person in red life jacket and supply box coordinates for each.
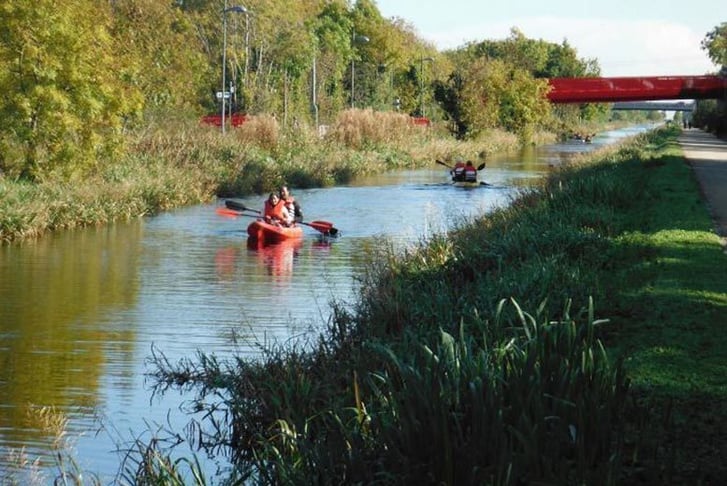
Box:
[263,192,291,226]
[279,185,303,223]
[464,160,478,182]
[451,160,466,182]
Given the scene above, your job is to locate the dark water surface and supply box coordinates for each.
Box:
[0,125,655,481]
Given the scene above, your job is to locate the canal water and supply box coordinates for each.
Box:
[0,125,655,481]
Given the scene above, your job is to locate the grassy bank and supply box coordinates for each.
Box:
[143,125,726,484]
[0,110,522,244]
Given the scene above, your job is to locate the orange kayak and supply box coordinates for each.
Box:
[247,219,303,243]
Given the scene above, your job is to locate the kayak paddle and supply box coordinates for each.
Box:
[436,159,486,171]
[226,199,260,213]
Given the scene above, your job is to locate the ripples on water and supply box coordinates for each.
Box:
[0,124,657,480]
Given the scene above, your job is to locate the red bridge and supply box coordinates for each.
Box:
[547,75,727,103]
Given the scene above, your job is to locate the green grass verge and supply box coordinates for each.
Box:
[609,141,727,398]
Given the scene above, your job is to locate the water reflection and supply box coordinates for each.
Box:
[247,238,304,282]
[0,123,659,480]
[0,223,142,451]
[214,245,240,281]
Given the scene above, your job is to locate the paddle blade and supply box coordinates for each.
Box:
[216,207,242,218]
[477,162,486,171]
[435,159,452,168]
[309,220,332,229]
[305,220,339,236]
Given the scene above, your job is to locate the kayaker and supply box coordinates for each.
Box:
[279,185,303,223]
[451,160,466,182]
[464,160,477,182]
[263,193,291,226]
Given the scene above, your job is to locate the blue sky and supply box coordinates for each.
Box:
[375,0,722,76]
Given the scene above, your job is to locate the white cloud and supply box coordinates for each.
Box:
[428,17,716,76]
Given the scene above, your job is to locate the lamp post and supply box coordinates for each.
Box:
[221,3,247,134]
[311,55,319,129]
[350,31,369,108]
[419,55,434,117]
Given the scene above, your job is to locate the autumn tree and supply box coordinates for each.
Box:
[458,58,551,139]
[0,1,142,180]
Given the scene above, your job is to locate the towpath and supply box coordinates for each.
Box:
[678,128,727,243]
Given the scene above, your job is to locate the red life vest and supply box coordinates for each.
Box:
[464,164,477,182]
[453,162,466,181]
[264,200,289,224]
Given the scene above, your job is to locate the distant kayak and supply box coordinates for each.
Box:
[247,219,304,243]
[452,179,489,188]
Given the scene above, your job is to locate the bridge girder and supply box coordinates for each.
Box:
[611,101,695,111]
[547,75,727,104]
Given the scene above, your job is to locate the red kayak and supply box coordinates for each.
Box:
[247,219,303,243]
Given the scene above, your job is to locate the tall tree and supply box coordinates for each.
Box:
[109,0,210,111]
[694,23,727,135]
[311,1,354,122]
[0,1,142,179]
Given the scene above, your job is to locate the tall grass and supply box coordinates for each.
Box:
[0,110,520,243]
[1,406,101,485]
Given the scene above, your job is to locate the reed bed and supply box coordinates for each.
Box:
[0,110,517,243]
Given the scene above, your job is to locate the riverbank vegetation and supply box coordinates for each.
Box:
[0,109,522,242]
[1,0,670,244]
[2,2,725,481]
[139,125,727,484]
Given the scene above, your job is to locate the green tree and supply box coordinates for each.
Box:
[436,57,551,139]
[695,23,727,135]
[701,22,727,68]
[458,57,504,137]
[0,1,142,180]
[109,0,210,112]
[312,1,354,122]
[498,68,552,136]
[440,29,602,137]
[538,39,600,78]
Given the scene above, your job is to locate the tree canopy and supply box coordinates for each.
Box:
[701,22,727,68]
[0,1,142,179]
[11,0,703,178]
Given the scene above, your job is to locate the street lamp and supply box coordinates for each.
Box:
[221,3,247,134]
[350,31,369,108]
[419,55,434,117]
